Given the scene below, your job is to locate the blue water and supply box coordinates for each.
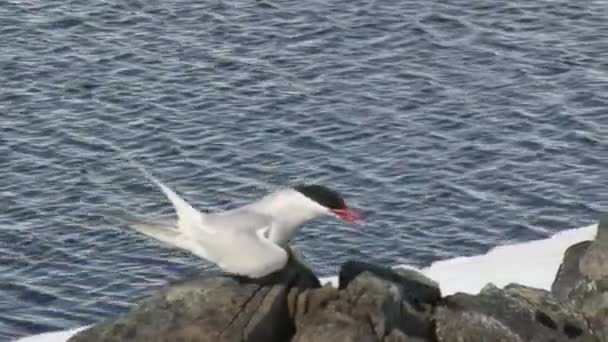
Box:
[1,0,607,339]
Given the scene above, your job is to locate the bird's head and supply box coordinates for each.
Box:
[292,184,362,224]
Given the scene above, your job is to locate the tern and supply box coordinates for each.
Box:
[129,175,362,278]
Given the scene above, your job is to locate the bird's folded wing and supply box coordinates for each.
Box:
[203,209,274,233]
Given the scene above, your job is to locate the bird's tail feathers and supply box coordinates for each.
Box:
[102,143,205,235]
[133,165,204,236]
[129,221,192,251]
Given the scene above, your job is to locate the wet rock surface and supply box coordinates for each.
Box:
[435,283,595,342]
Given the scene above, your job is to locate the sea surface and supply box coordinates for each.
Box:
[1,0,606,339]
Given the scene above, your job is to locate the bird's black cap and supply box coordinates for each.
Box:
[293,184,347,210]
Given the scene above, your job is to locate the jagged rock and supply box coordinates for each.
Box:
[291,272,390,342]
[435,308,524,342]
[68,254,320,342]
[292,308,377,342]
[340,261,440,340]
[293,262,438,342]
[551,241,593,300]
[435,283,596,342]
[552,216,608,341]
[344,271,410,339]
[339,261,441,306]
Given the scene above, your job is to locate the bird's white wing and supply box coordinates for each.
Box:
[203,208,274,233]
[203,225,288,277]
[127,170,219,261]
[128,221,207,256]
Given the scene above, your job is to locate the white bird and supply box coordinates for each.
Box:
[128,174,362,278]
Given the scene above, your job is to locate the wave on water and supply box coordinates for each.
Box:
[13,222,599,342]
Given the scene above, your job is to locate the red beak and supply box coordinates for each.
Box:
[331,208,363,224]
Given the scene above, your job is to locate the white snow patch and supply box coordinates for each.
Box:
[419,223,597,295]
[13,326,90,342]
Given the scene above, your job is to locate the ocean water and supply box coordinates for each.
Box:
[1,0,606,340]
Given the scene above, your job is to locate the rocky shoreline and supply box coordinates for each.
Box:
[68,217,607,342]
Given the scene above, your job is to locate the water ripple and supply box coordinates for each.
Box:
[1,0,607,339]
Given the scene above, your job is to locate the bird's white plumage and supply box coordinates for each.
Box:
[130,175,328,277]
[143,172,208,236]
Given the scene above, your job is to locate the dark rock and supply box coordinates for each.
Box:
[292,308,377,342]
[69,253,320,342]
[284,245,322,289]
[294,262,438,341]
[384,329,426,342]
[551,216,608,341]
[338,261,439,340]
[435,306,524,342]
[291,272,390,342]
[339,261,442,306]
[435,283,596,342]
[551,241,593,301]
[596,215,608,242]
[587,307,608,342]
[344,271,412,339]
[579,216,608,281]
[287,284,341,322]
